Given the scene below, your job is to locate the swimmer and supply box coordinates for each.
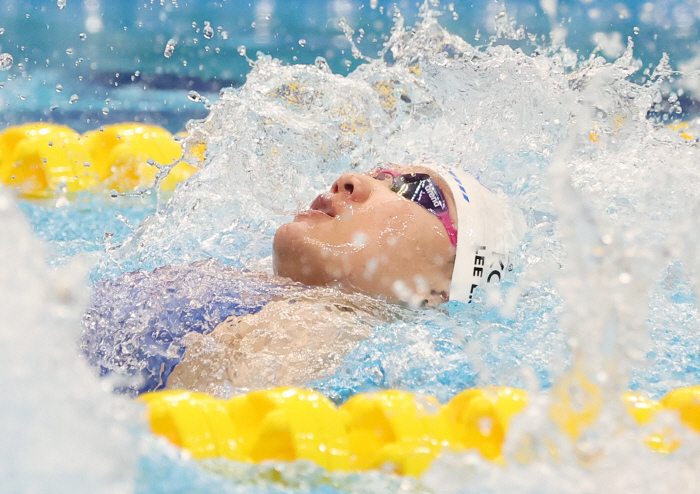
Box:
[273,163,519,306]
[164,163,521,395]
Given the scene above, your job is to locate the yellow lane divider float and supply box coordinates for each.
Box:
[139,386,521,476]
[0,123,201,198]
[140,386,700,476]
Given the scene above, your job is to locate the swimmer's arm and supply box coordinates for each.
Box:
[166,291,396,393]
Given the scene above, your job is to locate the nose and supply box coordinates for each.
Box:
[331,173,373,202]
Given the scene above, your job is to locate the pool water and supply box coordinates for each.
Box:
[2,1,700,493]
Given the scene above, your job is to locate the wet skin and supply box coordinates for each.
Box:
[273,165,458,305]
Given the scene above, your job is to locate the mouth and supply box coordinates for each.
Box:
[308,194,336,217]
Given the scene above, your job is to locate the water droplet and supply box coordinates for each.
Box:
[298,38,306,47]
[69,94,79,104]
[109,189,118,198]
[79,32,87,40]
[102,107,109,115]
[237,45,246,57]
[57,0,66,9]
[0,53,13,70]
[164,38,176,58]
[203,21,214,39]
[187,90,202,102]
[0,28,5,35]
[65,47,74,55]
[314,56,331,73]
[55,83,63,92]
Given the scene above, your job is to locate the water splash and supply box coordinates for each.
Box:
[21,2,700,491]
[0,189,139,493]
[100,2,700,393]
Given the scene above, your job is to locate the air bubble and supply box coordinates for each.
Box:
[57,0,66,9]
[79,32,87,40]
[237,45,247,57]
[187,90,202,102]
[69,94,79,104]
[633,26,640,35]
[298,39,306,47]
[55,84,63,92]
[220,31,229,40]
[65,47,74,55]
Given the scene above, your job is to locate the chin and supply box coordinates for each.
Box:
[273,221,315,282]
[272,222,296,275]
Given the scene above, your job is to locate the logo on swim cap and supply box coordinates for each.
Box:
[448,170,470,203]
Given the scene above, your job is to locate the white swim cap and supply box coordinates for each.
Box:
[423,164,523,304]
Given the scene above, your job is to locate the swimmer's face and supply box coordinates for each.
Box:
[273,166,457,305]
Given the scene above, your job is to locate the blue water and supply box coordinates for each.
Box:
[4,1,700,493]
